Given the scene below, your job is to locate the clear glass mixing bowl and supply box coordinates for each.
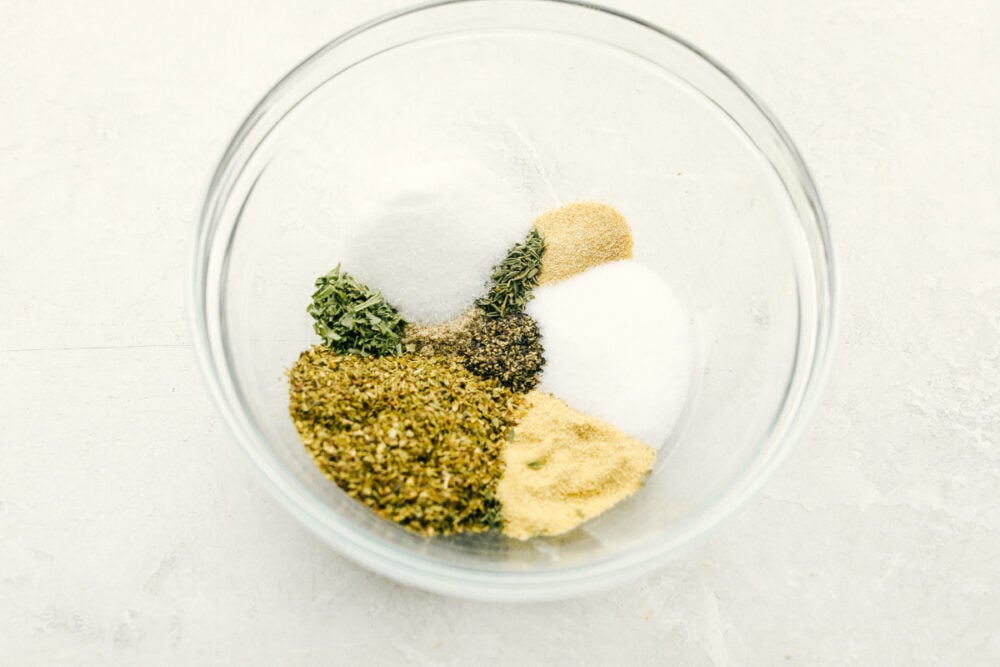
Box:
[191,0,836,601]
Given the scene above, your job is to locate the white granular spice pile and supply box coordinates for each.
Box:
[339,160,531,324]
[526,260,692,448]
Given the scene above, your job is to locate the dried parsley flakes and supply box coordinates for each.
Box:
[288,347,523,536]
[307,265,407,357]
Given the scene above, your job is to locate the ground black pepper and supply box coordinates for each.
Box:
[459,312,545,393]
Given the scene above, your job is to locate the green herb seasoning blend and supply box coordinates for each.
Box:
[288,347,523,536]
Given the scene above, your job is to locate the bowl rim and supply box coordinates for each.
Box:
[191,0,838,602]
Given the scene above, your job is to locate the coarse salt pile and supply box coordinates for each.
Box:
[338,160,532,325]
[526,260,692,449]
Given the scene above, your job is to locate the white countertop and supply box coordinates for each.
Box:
[2,1,998,664]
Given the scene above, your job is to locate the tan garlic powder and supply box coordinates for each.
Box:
[498,390,655,539]
[533,201,634,285]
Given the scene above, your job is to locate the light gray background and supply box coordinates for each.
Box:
[2,1,998,664]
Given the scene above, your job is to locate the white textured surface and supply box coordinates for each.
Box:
[2,1,998,664]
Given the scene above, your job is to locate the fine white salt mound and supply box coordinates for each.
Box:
[526,261,693,449]
[339,160,532,325]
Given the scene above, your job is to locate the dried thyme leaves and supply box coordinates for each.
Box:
[307,265,407,357]
[288,347,522,536]
[476,227,545,318]
[459,312,545,393]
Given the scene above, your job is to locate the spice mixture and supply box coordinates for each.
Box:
[533,202,633,285]
[289,190,690,540]
[496,391,655,540]
[289,346,521,536]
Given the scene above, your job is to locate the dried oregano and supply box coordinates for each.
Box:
[288,347,523,536]
[476,227,545,318]
[307,265,406,357]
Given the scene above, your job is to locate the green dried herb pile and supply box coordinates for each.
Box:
[307,265,406,356]
[288,346,523,536]
[476,227,545,318]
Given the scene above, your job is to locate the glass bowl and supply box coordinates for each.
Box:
[191,0,836,601]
